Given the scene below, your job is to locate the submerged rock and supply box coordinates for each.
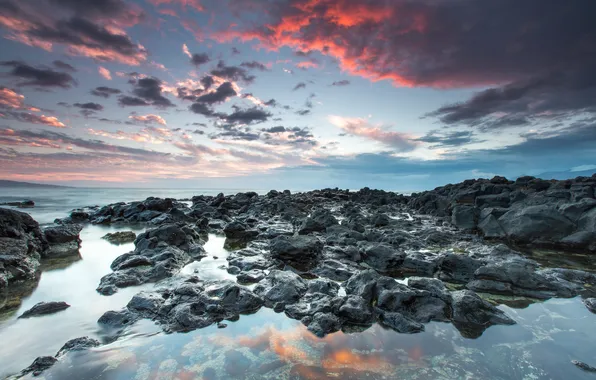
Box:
[18,301,70,318]
[56,337,100,357]
[21,356,57,376]
[583,298,596,314]
[102,231,137,245]
[450,290,515,338]
[572,360,596,373]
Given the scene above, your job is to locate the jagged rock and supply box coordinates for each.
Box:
[98,309,139,327]
[56,337,100,357]
[306,312,341,337]
[378,311,424,333]
[498,205,575,244]
[18,301,70,318]
[451,205,477,230]
[451,290,515,338]
[253,270,307,308]
[269,235,323,265]
[437,254,484,283]
[572,360,596,372]
[43,224,82,257]
[583,298,596,314]
[298,208,338,234]
[344,270,380,303]
[236,269,266,284]
[21,356,57,376]
[361,243,406,272]
[337,295,373,325]
[102,231,137,244]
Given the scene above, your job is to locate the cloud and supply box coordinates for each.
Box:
[224,107,271,124]
[98,66,112,80]
[148,0,204,12]
[195,82,237,104]
[190,53,210,66]
[211,60,255,84]
[240,61,269,71]
[329,115,417,152]
[189,102,215,116]
[1,61,76,88]
[296,61,318,69]
[331,80,350,87]
[182,43,192,58]
[292,82,306,91]
[91,86,121,98]
[120,77,174,107]
[53,60,77,72]
[296,109,311,116]
[0,1,148,65]
[73,102,104,117]
[416,130,483,147]
[2,111,66,128]
[201,75,215,90]
[129,114,167,125]
[88,126,171,144]
[0,87,25,109]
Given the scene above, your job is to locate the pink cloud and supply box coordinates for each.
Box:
[98,66,112,80]
[129,114,168,126]
[0,87,25,109]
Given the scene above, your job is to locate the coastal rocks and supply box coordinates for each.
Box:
[253,270,307,308]
[361,243,406,272]
[582,298,596,314]
[42,224,82,257]
[299,208,338,234]
[21,356,57,376]
[55,337,100,357]
[97,224,206,294]
[437,254,484,284]
[102,231,137,245]
[269,235,323,266]
[223,220,259,248]
[378,311,425,333]
[498,205,575,244]
[0,200,34,208]
[19,337,100,377]
[451,205,478,230]
[18,301,70,318]
[0,208,46,289]
[573,360,596,373]
[451,290,515,338]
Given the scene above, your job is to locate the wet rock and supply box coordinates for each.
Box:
[312,259,360,281]
[223,220,259,241]
[254,270,307,308]
[344,270,380,303]
[43,224,82,245]
[18,301,70,318]
[498,205,575,244]
[582,298,596,314]
[21,356,57,376]
[437,253,484,283]
[371,213,391,227]
[337,295,373,325]
[307,312,341,337]
[98,309,139,327]
[451,205,478,230]
[56,337,100,357]
[398,252,440,277]
[572,360,596,372]
[228,254,272,271]
[126,291,165,318]
[0,199,34,208]
[361,243,406,272]
[307,278,340,296]
[102,231,137,245]
[236,269,266,284]
[298,208,338,234]
[269,235,323,265]
[0,208,47,289]
[285,292,335,320]
[378,311,424,333]
[451,290,515,338]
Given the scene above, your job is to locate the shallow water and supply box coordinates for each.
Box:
[1,188,596,379]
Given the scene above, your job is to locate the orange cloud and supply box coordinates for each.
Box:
[329,115,417,152]
[129,114,168,126]
[98,66,112,80]
[0,88,25,109]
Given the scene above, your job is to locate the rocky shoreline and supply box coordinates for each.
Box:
[2,174,596,377]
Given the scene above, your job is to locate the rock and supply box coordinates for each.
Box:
[361,243,406,272]
[0,208,47,289]
[18,301,70,318]
[437,254,483,283]
[498,205,575,244]
[269,235,323,265]
[126,291,165,317]
[307,278,340,296]
[253,270,307,308]
[371,213,391,227]
[236,269,266,284]
[56,337,100,357]
[223,220,259,241]
[378,311,424,333]
[0,200,34,208]
[98,309,139,327]
[307,312,341,337]
[478,214,506,238]
[298,208,338,234]
[344,270,380,302]
[337,295,373,325]
[450,290,515,338]
[43,224,82,257]
[451,205,477,230]
[583,298,596,314]
[572,360,596,372]
[102,231,137,244]
[21,356,57,376]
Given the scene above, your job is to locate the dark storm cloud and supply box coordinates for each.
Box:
[292,82,306,91]
[224,107,271,124]
[48,0,141,20]
[240,61,269,71]
[331,80,350,87]
[191,53,210,67]
[264,99,278,107]
[52,60,77,72]
[91,86,121,98]
[261,126,287,133]
[195,82,237,104]
[118,96,149,107]
[129,77,174,107]
[416,130,483,147]
[428,70,596,130]
[211,61,255,84]
[0,61,76,88]
[189,102,215,116]
[73,102,103,111]
[200,76,215,90]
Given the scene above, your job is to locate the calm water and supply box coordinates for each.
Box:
[1,187,596,379]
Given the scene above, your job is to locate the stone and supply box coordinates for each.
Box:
[437,254,483,283]
[56,337,100,357]
[451,205,477,230]
[378,311,424,333]
[337,295,373,325]
[102,231,137,244]
[583,298,596,314]
[498,205,575,243]
[269,235,323,265]
[98,309,139,327]
[450,290,515,338]
[572,360,596,373]
[298,208,338,234]
[21,356,57,376]
[307,312,341,337]
[253,270,307,308]
[361,243,406,272]
[344,270,380,303]
[18,301,70,318]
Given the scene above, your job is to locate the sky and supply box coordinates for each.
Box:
[0,0,595,191]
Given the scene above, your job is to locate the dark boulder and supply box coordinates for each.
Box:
[378,311,424,333]
[43,224,82,257]
[583,298,596,314]
[437,254,484,284]
[253,270,307,308]
[361,243,406,272]
[21,356,57,376]
[56,337,100,357]
[269,235,323,265]
[450,290,515,338]
[298,208,338,234]
[498,205,575,244]
[19,301,70,318]
[102,231,137,245]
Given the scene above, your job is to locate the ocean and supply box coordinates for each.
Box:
[1,187,596,379]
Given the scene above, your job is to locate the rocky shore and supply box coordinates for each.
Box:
[2,173,596,376]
